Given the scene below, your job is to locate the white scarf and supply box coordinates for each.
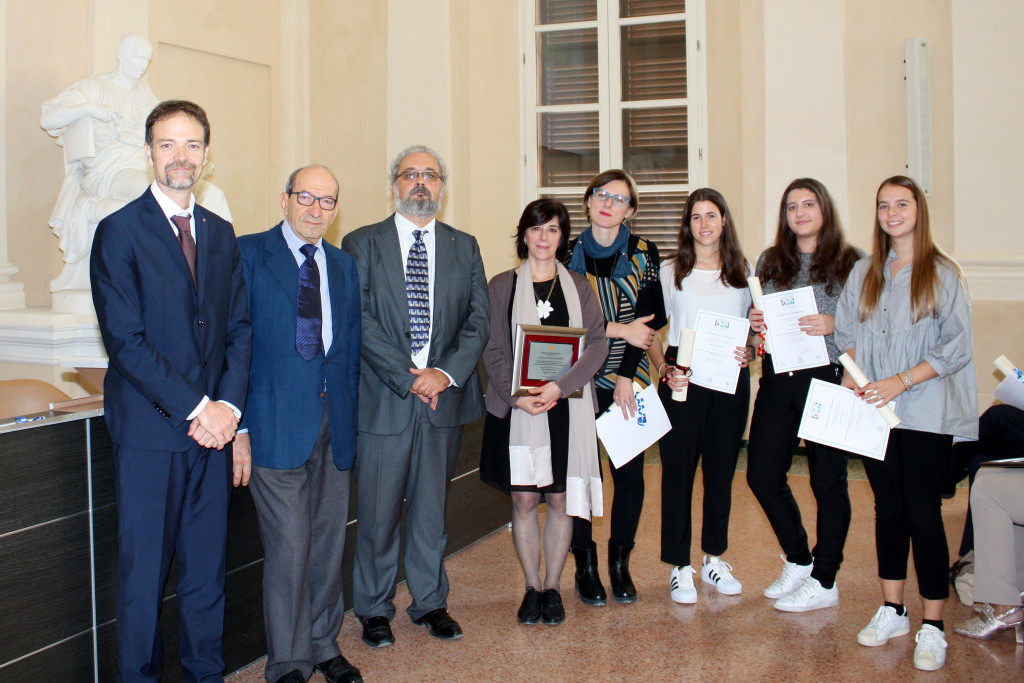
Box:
[509,260,603,520]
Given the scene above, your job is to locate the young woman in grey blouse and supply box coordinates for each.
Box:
[834,175,978,673]
[746,178,863,613]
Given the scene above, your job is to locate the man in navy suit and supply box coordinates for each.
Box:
[91,100,251,682]
[342,146,489,647]
[233,166,362,683]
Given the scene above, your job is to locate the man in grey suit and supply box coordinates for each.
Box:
[341,145,489,647]
[234,166,362,683]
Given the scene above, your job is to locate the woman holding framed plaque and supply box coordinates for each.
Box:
[834,176,977,672]
[480,199,608,626]
[647,188,754,605]
[744,178,862,613]
[563,170,667,605]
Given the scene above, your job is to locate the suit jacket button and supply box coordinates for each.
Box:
[202,361,208,368]
[198,319,205,326]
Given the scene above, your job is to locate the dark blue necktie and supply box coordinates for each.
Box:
[406,229,430,354]
[296,243,322,361]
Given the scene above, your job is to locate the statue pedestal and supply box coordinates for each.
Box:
[52,289,96,315]
[0,308,105,396]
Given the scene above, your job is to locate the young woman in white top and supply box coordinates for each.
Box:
[648,188,755,604]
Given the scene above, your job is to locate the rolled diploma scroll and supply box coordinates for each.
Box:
[671,328,696,402]
[837,352,902,428]
[994,355,1024,384]
[746,276,770,353]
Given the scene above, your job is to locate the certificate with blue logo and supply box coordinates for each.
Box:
[689,309,751,394]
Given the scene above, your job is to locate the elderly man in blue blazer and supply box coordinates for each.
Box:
[342,145,489,648]
[233,166,362,683]
[91,100,251,682]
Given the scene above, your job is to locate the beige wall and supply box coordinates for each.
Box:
[2,0,1020,407]
[6,0,91,306]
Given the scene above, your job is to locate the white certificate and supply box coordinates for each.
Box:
[994,375,1024,411]
[689,309,750,395]
[761,286,829,373]
[596,383,671,469]
[797,379,891,460]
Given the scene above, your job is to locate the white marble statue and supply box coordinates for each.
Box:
[41,34,230,306]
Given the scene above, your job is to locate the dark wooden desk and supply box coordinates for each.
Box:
[0,409,508,681]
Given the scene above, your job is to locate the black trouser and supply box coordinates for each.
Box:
[948,404,1024,557]
[658,363,750,568]
[863,429,952,601]
[746,357,850,586]
[572,387,646,549]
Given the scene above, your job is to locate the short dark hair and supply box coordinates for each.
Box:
[145,100,211,146]
[515,199,571,260]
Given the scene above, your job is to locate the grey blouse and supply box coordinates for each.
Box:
[834,252,978,441]
[756,250,863,364]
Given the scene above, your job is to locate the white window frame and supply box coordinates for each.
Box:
[519,0,708,220]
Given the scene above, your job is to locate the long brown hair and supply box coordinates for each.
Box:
[759,178,860,295]
[859,175,963,322]
[672,188,748,289]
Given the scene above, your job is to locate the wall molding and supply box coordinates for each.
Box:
[957,254,1024,301]
[0,310,103,364]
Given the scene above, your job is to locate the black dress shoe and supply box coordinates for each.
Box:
[315,654,363,683]
[608,540,637,603]
[572,545,607,606]
[517,587,542,624]
[361,616,395,648]
[413,608,464,639]
[540,589,565,625]
[275,670,305,683]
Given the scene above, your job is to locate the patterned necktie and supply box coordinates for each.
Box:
[171,214,197,285]
[406,229,430,354]
[296,243,322,361]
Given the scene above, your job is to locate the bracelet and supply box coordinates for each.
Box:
[902,369,915,389]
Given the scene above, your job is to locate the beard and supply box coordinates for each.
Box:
[162,162,199,190]
[393,184,441,217]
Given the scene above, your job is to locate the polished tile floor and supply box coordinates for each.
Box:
[228,456,1023,682]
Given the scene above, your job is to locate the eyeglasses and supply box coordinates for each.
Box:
[290,191,338,210]
[592,188,631,207]
[397,170,443,183]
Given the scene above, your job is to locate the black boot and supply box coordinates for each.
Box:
[608,540,637,603]
[572,545,607,606]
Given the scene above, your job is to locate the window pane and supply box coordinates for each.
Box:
[620,0,685,18]
[620,21,686,101]
[540,192,588,236]
[623,106,687,185]
[538,0,597,24]
[538,29,599,105]
[538,111,600,187]
[631,191,687,254]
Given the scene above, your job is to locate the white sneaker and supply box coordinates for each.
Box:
[669,565,697,604]
[763,554,813,599]
[774,577,839,612]
[857,605,911,646]
[701,555,742,595]
[913,625,947,671]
